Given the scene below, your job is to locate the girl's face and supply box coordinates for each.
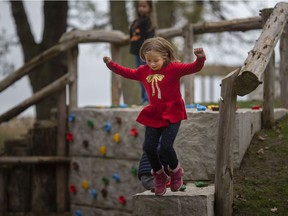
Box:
[145,52,166,71]
[138,1,151,17]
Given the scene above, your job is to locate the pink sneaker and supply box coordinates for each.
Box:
[152,167,169,196]
[168,164,184,192]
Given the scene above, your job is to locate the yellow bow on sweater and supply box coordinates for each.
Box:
[146,74,164,99]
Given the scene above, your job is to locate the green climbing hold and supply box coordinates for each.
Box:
[195,181,209,187]
[180,185,186,191]
[87,120,94,129]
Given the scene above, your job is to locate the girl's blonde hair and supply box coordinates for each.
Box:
[140,37,180,62]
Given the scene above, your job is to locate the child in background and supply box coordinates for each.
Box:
[103,37,206,196]
[129,0,156,105]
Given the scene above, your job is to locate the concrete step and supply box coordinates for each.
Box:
[132,183,215,216]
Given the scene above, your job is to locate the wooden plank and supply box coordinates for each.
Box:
[183,24,195,104]
[280,23,288,108]
[0,156,70,165]
[234,2,288,96]
[0,40,77,93]
[4,138,31,212]
[68,46,79,110]
[0,163,8,212]
[30,121,57,212]
[262,9,276,129]
[215,68,240,216]
[111,44,122,106]
[0,73,70,123]
[56,88,68,212]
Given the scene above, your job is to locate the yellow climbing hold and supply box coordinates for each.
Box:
[113,133,120,143]
[100,146,107,156]
[81,180,89,190]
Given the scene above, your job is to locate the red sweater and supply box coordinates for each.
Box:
[106,57,206,128]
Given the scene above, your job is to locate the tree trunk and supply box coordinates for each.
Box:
[10,1,68,120]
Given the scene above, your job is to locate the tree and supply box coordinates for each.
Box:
[10,0,68,120]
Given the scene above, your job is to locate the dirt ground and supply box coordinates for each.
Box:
[233,115,288,215]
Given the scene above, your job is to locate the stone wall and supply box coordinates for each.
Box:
[68,107,287,215]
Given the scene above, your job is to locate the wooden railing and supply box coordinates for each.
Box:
[0,2,287,215]
[215,3,288,216]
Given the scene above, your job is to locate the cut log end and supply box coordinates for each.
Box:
[234,71,260,96]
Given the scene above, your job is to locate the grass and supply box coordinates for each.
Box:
[233,114,288,215]
[0,117,34,153]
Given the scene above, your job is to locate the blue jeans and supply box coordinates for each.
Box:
[143,122,181,172]
[135,55,148,104]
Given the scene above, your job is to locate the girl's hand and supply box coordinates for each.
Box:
[194,48,206,58]
[103,56,111,64]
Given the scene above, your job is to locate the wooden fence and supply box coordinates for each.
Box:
[0,2,287,215]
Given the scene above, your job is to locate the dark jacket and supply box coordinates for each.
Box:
[129,16,155,56]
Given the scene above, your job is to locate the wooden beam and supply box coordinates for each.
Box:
[234,2,288,96]
[0,156,70,165]
[262,9,276,129]
[183,24,195,104]
[0,40,77,93]
[280,23,288,108]
[0,73,71,123]
[215,68,240,216]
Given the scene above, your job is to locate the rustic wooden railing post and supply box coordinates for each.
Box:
[0,165,7,213]
[280,22,288,108]
[234,2,288,96]
[261,8,276,129]
[183,24,195,104]
[111,44,122,106]
[68,46,79,109]
[215,68,240,216]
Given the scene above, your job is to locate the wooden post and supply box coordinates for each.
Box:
[234,2,288,96]
[215,68,240,216]
[31,121,57,212]
[5,138,31,212]
[111,44,122,106]
[279,23,288,108]
[56,87,68,212]
[68,46,79,109]
[262,8,275,129]
[183,24,195,104]
[0,165,7,213]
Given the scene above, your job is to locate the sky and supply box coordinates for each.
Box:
[0,0,283,117]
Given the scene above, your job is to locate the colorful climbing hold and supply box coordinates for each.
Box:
[101,188,108,198]
[74,209,82,216]
[102,176,110,186]
[195,181,209,187]
[66,133,74,142]
[68,114,75,122]
[99,146,106,156]
[196,104,206,111]
[81,180,89,190]
[72,161,79,170]
[115,116,122,125]
[104,121,112,132]
[83,140,89,148]
[113,133,120,144]
[119,104,128,108]
[87,120,94,129]
[130,128,138,137]
[131,166,138,177]
[252,104,261,110]
[90,189,97,199]
[112,172,121,182]
[69,185,77,194]
[186,104,195,109]
[180,185,186,191]
[117,195,126,205]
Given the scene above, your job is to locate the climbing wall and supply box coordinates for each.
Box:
[67,108,145,216]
